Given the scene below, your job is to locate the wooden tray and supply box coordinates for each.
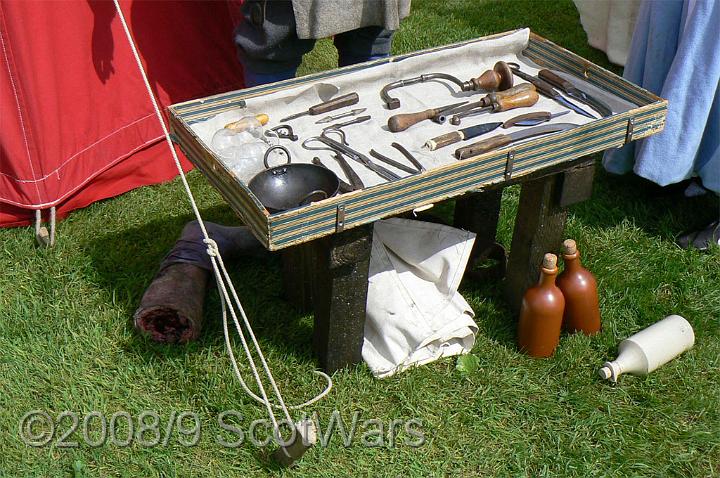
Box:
[169,30,666,251]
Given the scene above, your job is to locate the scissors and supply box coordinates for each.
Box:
[302,129,400,182]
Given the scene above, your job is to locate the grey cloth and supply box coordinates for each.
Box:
[292,0,411,39]
[160,220,267,272]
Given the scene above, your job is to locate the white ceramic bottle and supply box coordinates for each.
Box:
[599,315,695,382]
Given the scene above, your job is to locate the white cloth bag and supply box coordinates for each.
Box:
[362,218,478,378]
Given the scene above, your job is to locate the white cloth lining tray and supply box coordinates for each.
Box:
[191,29,635,188]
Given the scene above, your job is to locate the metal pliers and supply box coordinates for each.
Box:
[302,129,400,182]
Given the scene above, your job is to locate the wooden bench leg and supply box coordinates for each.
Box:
[504,159,595,314]
[312,225,373,373]
[453,187,503,248]
[504,173,568,314]
[281,243,315,313]
[454,187,506,282]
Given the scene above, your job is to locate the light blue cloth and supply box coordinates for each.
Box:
[603,0,720,193]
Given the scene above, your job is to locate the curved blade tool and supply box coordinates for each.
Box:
[455,122,578,159]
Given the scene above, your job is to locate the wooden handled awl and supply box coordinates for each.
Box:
[442,83,536,117]
[280,92,360,122]
[387,101,468,132]
[448,85,540,125]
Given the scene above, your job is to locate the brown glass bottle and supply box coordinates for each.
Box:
[517,253,565,357]
[556,239,601,335]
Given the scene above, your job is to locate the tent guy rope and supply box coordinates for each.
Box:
[111,0,332,436]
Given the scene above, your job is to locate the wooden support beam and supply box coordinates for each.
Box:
[453,187,503,247]
[454,187,506,282]
[312,225,373,373]
[281,244,315,313]
[559,160,595,208]
[504,173,567,315]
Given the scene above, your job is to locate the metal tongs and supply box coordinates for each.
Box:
[302,129,401,182]
[369,143,426,175]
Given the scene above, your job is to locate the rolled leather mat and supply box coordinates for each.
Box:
[134,262,209,343]
[134,220,266,343]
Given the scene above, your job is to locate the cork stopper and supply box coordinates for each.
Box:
[562,239,577,255]
[542,253,558,270]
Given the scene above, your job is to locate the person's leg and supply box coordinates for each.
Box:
[333,26,395,67]
[234,0,315,86]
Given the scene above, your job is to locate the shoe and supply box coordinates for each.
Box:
[676,220,720,251]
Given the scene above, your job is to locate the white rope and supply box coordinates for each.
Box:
[113,0,331,429]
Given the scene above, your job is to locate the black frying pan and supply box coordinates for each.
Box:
[248,145,340,213]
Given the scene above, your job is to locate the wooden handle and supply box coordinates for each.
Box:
[454,134,512,159]
[502,111,551,128]
[469,61,514,91]
[526,75,559,97]
[492,82,535,100]
[308,92,360,115]
[538,69,574,91]
[493,89,539,112]
[425,131,463,150]
[388,109,435,132]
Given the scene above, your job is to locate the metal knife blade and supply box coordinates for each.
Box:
[555,95,596,119]
[565,88,613,117]
[461,121,504,139]
[509,110,570,127]
[542,70,614,117]
[508,64,597,119]
[506,122,578,142]
[424,122,502,150]
[454,122,578,159]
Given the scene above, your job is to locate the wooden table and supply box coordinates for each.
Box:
[281,156,595,373]
[169,30,666,374]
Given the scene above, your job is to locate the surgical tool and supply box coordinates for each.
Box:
[302,129,400,182]
[280,92,360,122]
[425,111,569,150]
[369,143,425,175]
[322,115,372,132]
[447,84,540,125]
[538,69,613,117]
[387,101,468,132]
[507,63,596,119]
[311,157,354,193]
[454,123,578,160]
[380,61,515,109]
[266,124,298,141]
[315,108,367,124]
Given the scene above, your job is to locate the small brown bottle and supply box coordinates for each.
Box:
[517,253,565,358]
[556,239,601,335]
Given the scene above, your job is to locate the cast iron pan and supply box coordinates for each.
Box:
[248,145,340,213]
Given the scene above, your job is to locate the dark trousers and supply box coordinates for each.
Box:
[234,0,395,86]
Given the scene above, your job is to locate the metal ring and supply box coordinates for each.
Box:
[298,189,328,206]
[263,145,291,169]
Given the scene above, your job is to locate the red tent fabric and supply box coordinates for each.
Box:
[0,0,245,227]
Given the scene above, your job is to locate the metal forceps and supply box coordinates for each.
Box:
[302,129,401,182]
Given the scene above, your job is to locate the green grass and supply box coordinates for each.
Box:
[1,0,719,476]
